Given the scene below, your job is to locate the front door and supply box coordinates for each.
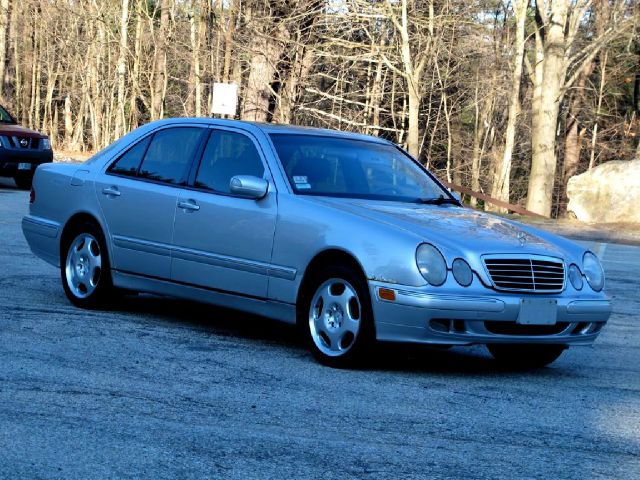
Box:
[96,126,206,278]
[171,127,277,298]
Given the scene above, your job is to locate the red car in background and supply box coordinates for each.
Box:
[0,105,53,189]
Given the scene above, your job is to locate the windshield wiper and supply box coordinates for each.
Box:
[416,195,460,206]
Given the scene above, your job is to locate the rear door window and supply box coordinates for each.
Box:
[138,127,205,184]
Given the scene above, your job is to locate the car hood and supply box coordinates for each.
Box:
[0,123,47,138]
[314,197,577,260]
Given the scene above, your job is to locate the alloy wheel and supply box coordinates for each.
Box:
[65,233,102,298]
[308,278,362,357]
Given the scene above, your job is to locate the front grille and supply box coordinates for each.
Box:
[483,256,565,293]
[0,135,40,150]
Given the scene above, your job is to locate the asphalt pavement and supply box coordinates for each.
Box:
[1,177,638,479]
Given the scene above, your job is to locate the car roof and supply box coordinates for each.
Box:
[147,118,391,145]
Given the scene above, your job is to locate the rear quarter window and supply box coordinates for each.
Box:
[107,137,151,177]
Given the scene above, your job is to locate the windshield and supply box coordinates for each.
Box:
[270,134,450,203]
[0,106,15,124]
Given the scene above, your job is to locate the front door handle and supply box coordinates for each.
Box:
[178,200,200,212]
[102,187,121,197]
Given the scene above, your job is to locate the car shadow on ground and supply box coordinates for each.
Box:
[106,292,564,377]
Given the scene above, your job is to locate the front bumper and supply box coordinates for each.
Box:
[369,280,612,346]
[0,149,53,176]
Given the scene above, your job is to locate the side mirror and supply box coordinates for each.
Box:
[229,175,269,199]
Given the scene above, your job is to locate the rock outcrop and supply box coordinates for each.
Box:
[566,160,640,223]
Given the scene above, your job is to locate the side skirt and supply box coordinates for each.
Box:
[112,271,297,324]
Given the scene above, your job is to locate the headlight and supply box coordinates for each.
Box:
[42,138,51,150]
[416,243,447,286]
[583,252,604,291]
[452,258,473,287]
[568,264,583,290]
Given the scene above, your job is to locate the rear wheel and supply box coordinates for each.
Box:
[300,264,374,368]
[487,344,567,369]
[61,222,115,309]
[14,174,33,190]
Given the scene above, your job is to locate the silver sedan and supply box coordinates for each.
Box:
[22,119,611,368]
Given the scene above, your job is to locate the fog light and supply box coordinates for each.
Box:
[568,264,583,290]
[452,258,473,287]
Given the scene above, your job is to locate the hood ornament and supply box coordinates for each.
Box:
[517,231,527,247]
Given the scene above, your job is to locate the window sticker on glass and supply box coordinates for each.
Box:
[293,175,311,189]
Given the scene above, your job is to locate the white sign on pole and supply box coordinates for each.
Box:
[211,83,238,116]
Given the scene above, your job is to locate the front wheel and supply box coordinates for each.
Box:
[61,222,115,309]
[487,344,567,369]
[300,265,375,368]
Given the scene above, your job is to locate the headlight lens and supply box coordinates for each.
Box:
[42,138,51,150]
[452,258,473,287]
[416,243,447,286]
[568,264,583,290]
[583,252,604,291]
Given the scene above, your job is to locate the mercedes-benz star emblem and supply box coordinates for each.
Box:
[19,138,28,147]
[517,231,527,247]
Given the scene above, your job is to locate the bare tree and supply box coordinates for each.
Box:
[151,0,170,120]
[525,0,632,216]
[115,0,130,138]
[490,0,528,209]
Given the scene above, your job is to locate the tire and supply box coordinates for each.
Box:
[299,264,375,368]
[487,343,567,369]
[60,221,115,309]
[14,174,33,190]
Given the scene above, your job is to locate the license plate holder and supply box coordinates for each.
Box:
[517,298,558,325]
[18,163,31,170]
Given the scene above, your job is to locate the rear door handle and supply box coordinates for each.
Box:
[102,187,121,197]
[178,200,200,212]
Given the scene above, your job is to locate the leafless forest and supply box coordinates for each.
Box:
[0,0,638,216]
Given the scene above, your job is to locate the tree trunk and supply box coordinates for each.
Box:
[0,0,10,100]
[129,0,143,128]
[526,0,570,217]
[151,0,169,120]
[115,0,129,138]
[561,60,594,205]
[242,10,288,123]
[64,95,73,148]
[187,2,199,116]
[370,39,385,136]
[406,87,420,158]
[490,0,527,210]
[589,50,608,170]
[222,0,237,84]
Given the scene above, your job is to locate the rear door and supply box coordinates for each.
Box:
[96,126,206,279]
[171,126,277,298]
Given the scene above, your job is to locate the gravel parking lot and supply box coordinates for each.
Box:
[1,178,639,479]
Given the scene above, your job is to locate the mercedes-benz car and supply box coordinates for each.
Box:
[22,119,611,368]
[0,104,53,189]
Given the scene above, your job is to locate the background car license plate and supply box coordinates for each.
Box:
[517,298,558,325]
[18,163,31,170]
